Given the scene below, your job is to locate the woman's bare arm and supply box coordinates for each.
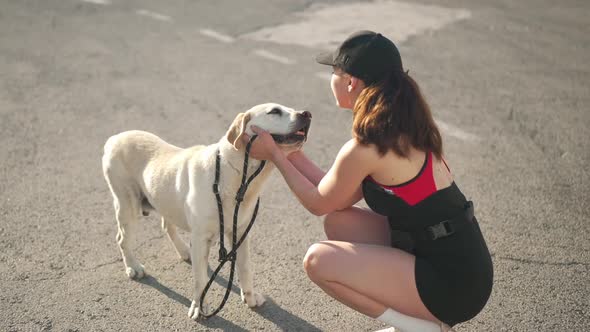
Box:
[286,150,326,186]
[288,150,364,204]
[270,139,371,216]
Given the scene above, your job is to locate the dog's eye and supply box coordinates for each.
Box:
[268,108,282,115]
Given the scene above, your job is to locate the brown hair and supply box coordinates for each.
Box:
[352,71,443,159]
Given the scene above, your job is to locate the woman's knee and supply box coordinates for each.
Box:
[303,242,330,281]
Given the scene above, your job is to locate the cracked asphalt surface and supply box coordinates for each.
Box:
[1,0,588,331]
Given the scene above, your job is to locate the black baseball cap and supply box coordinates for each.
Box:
[315,30,403,85]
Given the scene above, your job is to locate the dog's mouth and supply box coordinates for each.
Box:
[271,121,311,145]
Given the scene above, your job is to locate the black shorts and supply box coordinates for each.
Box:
[393,218,494,326]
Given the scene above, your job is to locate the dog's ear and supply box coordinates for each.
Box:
[226,112,251,150]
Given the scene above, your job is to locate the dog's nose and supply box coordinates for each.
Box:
[300,111,312,119]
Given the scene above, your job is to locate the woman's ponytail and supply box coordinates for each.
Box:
[352,70,443,159]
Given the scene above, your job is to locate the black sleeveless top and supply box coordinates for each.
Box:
[362,172,468,232]
[361,154,494,327]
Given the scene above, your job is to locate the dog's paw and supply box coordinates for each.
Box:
[188,300,200,320]
[125,264,146,280]
[178,251,191,264]
[173,243,191,264]
[241,290,265,308]
[188,300,211,321]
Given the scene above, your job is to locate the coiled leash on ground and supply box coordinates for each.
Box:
[198,135,266,319]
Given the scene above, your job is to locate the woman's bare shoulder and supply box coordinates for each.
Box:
[337,139,383,167]
[341,138,377,155]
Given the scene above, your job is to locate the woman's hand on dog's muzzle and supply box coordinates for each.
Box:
[242,126,283,161]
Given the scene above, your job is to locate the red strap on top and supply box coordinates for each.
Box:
[367,152,438,206]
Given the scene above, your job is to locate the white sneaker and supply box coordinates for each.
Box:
[375,324,453,332]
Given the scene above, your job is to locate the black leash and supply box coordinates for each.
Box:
[198,135,266,319]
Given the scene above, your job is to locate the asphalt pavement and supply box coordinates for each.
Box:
[0,0,588,331]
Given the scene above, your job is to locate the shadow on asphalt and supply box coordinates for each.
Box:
[254,297,322,332]
[138,275,192,307]
[205,266,321,330]
[207,265,241,295]
[138,275,248,331]
[139,269,321,331]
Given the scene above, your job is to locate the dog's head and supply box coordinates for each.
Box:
[225,103,312,151]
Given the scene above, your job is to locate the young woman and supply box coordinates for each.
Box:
[244,31,493,332]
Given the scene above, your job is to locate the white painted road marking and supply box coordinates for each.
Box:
[243,0,470,49]
[136,9,172,22]
[435,119,480,141]
[253,50,294,65]
[124,2,475,142]
[199,29,235,43]
[81,0,110,4]
[315,72,332,81]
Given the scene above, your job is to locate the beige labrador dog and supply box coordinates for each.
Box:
[102,103,311,320]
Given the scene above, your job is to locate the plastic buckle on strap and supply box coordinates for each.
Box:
[427,220,455,240]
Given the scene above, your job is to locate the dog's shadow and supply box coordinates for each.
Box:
[138,267,321,331]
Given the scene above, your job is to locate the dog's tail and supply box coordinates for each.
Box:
[102,134,119,174]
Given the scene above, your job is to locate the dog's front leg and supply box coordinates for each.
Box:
[188,229,212,320]
[236,236,265,308]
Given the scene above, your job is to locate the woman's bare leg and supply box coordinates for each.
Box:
[323,206,390,245]
[314,207,441,330]
[303,240,441,323]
